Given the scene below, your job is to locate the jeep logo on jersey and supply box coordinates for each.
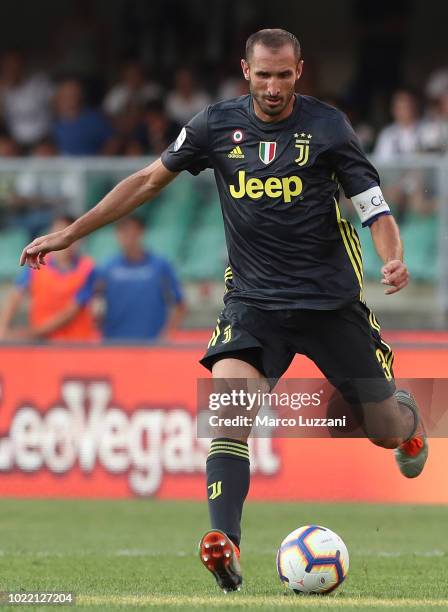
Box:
[229,170,303,203]
[259,141,277,164]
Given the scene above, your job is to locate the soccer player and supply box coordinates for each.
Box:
[20,29,428,593]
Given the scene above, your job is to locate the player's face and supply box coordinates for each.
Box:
[116,222,144,254]
[242,43,303,122]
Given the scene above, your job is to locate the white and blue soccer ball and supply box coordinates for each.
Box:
[276,525,349,594]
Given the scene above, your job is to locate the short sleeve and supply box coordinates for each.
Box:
[161,107,210,176]
[330,113,380,198]
[94,263,108,284]
[15,267,31,291]
[160,260,184,305]
[75,268,97,306]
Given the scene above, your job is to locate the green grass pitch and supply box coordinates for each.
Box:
[0,499,447,611]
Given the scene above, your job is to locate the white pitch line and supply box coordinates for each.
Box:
[358,549,446,558]
[0,549,445,558]
[114,549,188,557]
[77,594,448,608]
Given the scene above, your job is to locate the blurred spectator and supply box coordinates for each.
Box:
[123,140,145,157]
[0,216,98,342]
[53,79,115,155]
[373,90,423,161]
[0,133,19,156]
[144,100,179,155]
[425,68,448,102]
[0,51,53,148]
[32,138,58,157]
[419,91,448,153]
[8,139,78,240]
[103,61,162,117]
[334,99,376,153]
[97,216,185,341]
[165,68,211,126]
[217,73,249,101]
[106,103,146,156]
[100,97,179,157]
[354,122,376,154]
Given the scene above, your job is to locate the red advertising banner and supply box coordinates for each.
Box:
[0,345,447,502]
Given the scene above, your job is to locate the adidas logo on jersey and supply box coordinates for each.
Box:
[228,146,245,159]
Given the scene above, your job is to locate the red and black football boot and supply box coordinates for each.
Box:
[199,530,242,593]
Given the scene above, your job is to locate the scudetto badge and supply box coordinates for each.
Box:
[259,141,277,164]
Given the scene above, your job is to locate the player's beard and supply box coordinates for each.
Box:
[250,85,295,118]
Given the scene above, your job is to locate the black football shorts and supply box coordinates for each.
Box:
[200,299,395,404]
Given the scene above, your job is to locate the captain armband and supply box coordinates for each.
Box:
[351,185,391,227]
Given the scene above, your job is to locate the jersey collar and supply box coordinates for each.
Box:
[248,93,302,131]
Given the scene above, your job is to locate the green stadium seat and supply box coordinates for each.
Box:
[0,228,28,281]
[181,199,226,280]
[400,213,437,282]
[85,226,119,263]
[353,212,438,283]
[144,224,186,264]
[151,177,200,226]
[134,176,203,268]
[355,223,383,281]
[85,176,114,210]
[181,232,227,280]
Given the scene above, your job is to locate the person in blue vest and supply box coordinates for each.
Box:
[97,215,185,340]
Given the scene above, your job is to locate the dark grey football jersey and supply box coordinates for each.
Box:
[161,94,380,310]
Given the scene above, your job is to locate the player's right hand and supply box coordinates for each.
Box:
[19,231,72,269]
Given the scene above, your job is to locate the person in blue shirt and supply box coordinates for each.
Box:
[53,79,115,155]
[97,215,185,340]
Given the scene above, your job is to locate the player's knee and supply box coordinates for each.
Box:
[212,357,264,380]
[369,437,402,449]
[214,430,250,443]
[361,396,408,441]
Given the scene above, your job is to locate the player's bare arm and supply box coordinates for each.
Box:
[0,287,24,339]
[29,302,81,340]
[369,214,409,295]
[19,159,178,269]
[349,185,408,295]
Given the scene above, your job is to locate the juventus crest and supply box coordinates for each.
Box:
[294,133,312,166]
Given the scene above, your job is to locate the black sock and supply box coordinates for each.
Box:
[206,438,250,548]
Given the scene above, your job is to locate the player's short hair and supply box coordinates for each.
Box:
[245,29,301,62]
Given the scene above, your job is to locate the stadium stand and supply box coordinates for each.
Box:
[0,227,28,281]
[400,212,438,282]
[180,196,226,281]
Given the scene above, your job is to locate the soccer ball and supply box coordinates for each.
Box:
[276,525,349,594]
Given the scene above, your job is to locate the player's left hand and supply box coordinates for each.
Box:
[381,260,409,295]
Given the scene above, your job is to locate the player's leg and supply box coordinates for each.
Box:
[392,389,428,478]
[358,390,427,477]
[200,356,269,592]
[297,302,428,476]
[358,393,414,447]
[198,301,293,591]
[352,306,428,476]
[207,357,269,546]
